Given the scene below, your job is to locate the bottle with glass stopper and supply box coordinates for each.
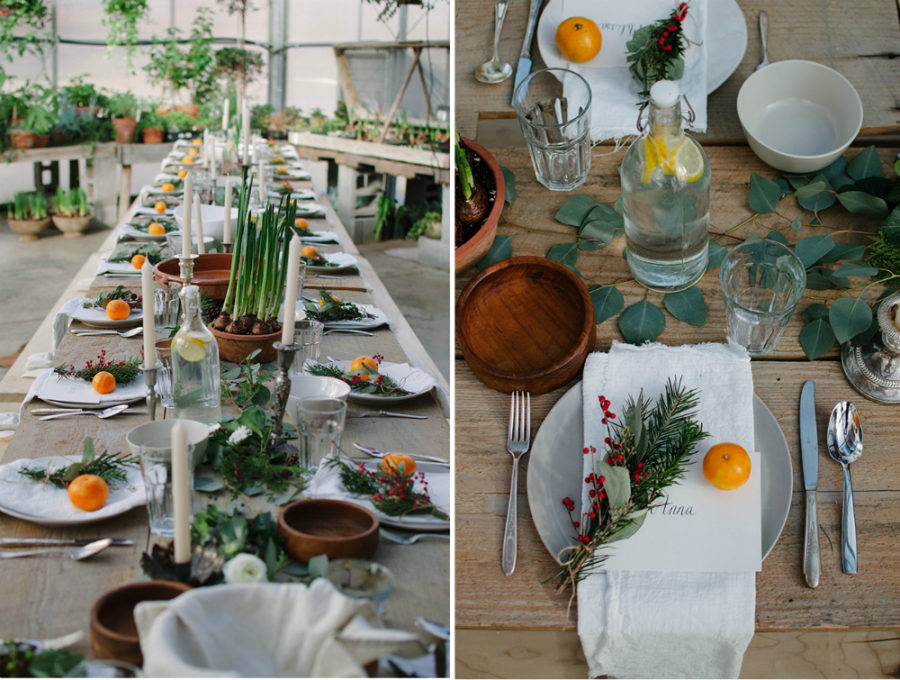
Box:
[620,79,710,292]
[171,284,221,423]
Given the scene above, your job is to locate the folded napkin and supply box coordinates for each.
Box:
[560,0,707,142]
[33,369,147,406]
[578,341,755,679]
[51,298,83,356]
[136,580,420,677]
[293,202,327,217]
[0,412,19,443]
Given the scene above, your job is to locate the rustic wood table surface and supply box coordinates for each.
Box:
[454,0,900,677]
[0,152,450,662]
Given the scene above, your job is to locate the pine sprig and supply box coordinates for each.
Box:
[303,290,374,322]
[18,437,138,489]
[108,243,165,265]
[308,360,410,396]
[54,351,142,385]
[83,285,142,311]
[625,2,690,99]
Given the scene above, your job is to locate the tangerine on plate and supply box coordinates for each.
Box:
[154,200,167,213]
[131,254,146,269]
[702,443,751,490]
[381,452,417,477]
[300,245,318,258]
[188,147,198,157]
[91,370,117,394]
[147,222,166,235]
[181,156,193,164]
[160,182,175,193]
[177,169,187,179]
[350,355,378,380]
[105,299,131,320]
[277,165,287,174]
[191,138,202,146]
[555,16,602,62]
[295,218,309,230]
[67,474,109,511]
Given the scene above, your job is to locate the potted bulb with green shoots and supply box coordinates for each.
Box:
[8,191,50,241]
[52,187,92,237]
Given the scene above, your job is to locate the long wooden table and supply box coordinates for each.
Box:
[455,0,900,677]
[0,147,450,662]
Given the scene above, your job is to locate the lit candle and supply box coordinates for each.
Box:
[281,235,301,345]
[171,421,191,566]
[223,178,233,243]
[141,260,156,369]
[241,99,250,165]
[193,192,205,255]
[182,173,193,258]
[221,97,229,131]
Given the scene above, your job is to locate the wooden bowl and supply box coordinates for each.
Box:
[277,499,379,562]
[455,136,505,273]
[90,580,190,666]
[154,253,232,300]
[208,323,281,364]
[456,256,596,395]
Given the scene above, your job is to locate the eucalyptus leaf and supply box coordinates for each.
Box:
[590,285,625,324]
[706,241,728,271]
[82,437,96,464]
[819,242,866,264]
[797,179,836,212]
[804,268,834,290]
[799,318,835,360]
[785,174,811,191]
[663,286,707,325]
[848,176,894,200]
[554,195,596,226]
[802,303,829,322]
[618,299,666,344]
[547,242,579,267]
[795,180,827,200]
[832,263,879,278]
[836,190,888,220]
[794,234,834,268]
[766,230,788,245]
[821,156,848,182]
[790,219,802,232]
[582,203,622,228]
[194,477,225,493]
[308,553,329,578]
[500,165,516,205]
[609,508,648,542]
[829,296,873,344]
[579,220,622,250]
[613,194,624,216]
[827,271,850,289]
[846,145,882,180]
[668,56,685,80]
[748,173,783,214]
[476,234,512,270]
[596,460,631,510]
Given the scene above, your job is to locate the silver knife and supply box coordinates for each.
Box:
[511,0,543,106]
[800,380,820,588]
[0,537,133,547]
[352,442,449,466]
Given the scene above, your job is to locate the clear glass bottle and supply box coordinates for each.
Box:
[620,80,710,292]
[171,284,221,423]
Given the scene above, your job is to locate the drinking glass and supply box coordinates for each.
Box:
[296,397,347,470]
[325,558,396,622]
[719,239,807,355]
[291,319,323,374]
[154,286,180,329]
[138,442,194,537]
[513,67,592,191]
[154,339,176,410]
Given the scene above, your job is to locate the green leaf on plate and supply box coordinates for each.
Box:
[748,173,783,214]
[706,241,728,271]
[610,508,648,542]
[475,235,512,270]
[799,318,835,359]
[618,299,666,344]
[829,296,873,344]
[663,286,707,326]
[590,285,624,324]
[597,460,631,510]
[846,145,882,181]
[554,195,596,227]
[547,242,579,267]
[795,234,834,268]
[836,190,888,220]
[500,166,516,205]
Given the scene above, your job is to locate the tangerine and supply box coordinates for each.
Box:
[191,138,202,146]
[67,474,109,511]
[181,156,193,164]
[154,200,167,213]
[300,245,318,258]
[277,165,287,174]
[177,169,187,179]
[555,17,603,62]
[702,443,751,490]
[148,222,166,235]
[350,355,378,381]
[105,299,131,320]
[381,453,417,477]
[160,182,175,193]
[295,218,309,230]
[91,370,116,394]
[131,254,146,269]
[188,147,198,157]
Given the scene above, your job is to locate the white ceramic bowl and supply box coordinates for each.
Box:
[286,375,351,416]
[173,204,239,241]
[126,419,212,469]
[737,60,863,173]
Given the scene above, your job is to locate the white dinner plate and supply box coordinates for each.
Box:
[71,298,142,329]
[0,455,145,526]
[348,460,450,531]
[526,382,792,566]
[297,230,340,245]
[269,188,316,202]
[324,360,436,404]
[305,252,358,274]
[33,369,148,409]
[536,0,748,94]
[301,303,389,330]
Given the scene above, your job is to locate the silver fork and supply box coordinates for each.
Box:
[502,391,530,576]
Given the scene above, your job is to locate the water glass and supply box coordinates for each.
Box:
[325,558,395,622]
[719,239,807,355]
[296,397,347,470]
[291,319,323,374]
[513,67,592,191]
[138,442,194,537]
[154,286,180,329]
[154,339,175,410]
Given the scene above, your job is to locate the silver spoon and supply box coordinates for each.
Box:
[38,404,131,421]
[72,327,142,338]
[0,538,112,561]
[826,401,862,574]
[755,11,769,71]
[475,0,513,84]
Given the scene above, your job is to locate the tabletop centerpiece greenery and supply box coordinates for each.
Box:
[625,2,690,100]
[0,640,83,678]
[309,355,411,396]
[302,290,374,323]
[18,437,137,489]
[83,285,142,311]
[55,350,141,384]
[108,242,165,266]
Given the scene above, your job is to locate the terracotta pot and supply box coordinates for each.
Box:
[172,104,200,118]
[32,133,49,148]
[112,117,137,144]
[50,130,67,146]
[208,322,281,364]
[52,212,92,237]
[154,254,233,300]
[142,127,164,144]
[8,217,50,241]
[455,136,505,273]
[9,129,35,149]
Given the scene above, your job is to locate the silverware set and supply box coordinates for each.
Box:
[32,405,145,420]
[348,410,426,420]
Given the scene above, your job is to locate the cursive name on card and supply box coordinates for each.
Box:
[648,494,695,517]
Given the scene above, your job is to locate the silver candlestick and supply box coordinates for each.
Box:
[142,366,159,421]
[221,242,233,254]
[178,254,198,287]
[271,341,299,438]
[841,290,900,403]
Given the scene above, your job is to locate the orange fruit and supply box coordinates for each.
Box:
[105,299,131,320]
[702,443,751,490]
[67,474,109,511]
[300,245,318,258]
[191,138,202,146]
[160,182,175,193]
[91,370,116,394]
[555,17,602,62]
[381,453,417,477]
[177,169,187,179]
[295,218,309,230]
[273,156,285,163]
[318,293,340,307]
[131,254,146,269]
[181,155,193,164]
[350,355,378,381]
[188,147,198,157]
[148,222,166,235]
[154,200,166,213]
[277,165,287,174]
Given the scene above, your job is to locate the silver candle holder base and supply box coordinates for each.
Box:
[178,254,198,287]
[142,366,159,421]
[841,290,900,403]
[221,241,233,254]
[271,341,299,438]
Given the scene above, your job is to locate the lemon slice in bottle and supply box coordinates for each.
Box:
[173,332,210,362]
[641,136,660,184]
[672,140,705,182]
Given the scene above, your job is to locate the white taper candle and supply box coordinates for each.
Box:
[182,173,193,258]
[223,178,233,244]
[281,235,301,345]
[141,260,156,369]
[171,421,191,565]
[241,99,250,165]
[193,192,205,255]
[222,97,229,131]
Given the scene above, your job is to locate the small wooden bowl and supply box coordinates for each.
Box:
[154,253,232,300]
[455,137,505,273]
[456,256,596,395]
[90,580,190,666]
[277,499,379,562]
[208,323,281,364]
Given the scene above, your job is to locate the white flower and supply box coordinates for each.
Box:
[227,425,252,446]
[222,553,267,584]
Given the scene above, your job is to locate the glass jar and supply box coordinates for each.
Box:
[171,284,221,423]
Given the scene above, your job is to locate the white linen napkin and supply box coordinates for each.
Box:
[33,369,147,406]
[136,580,420,677]
[577,341,755,678]
[560,0,707,142]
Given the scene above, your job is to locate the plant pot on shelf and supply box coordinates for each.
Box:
[112,117,137,144]
[9,129,36,149]
[52,212,92,238]
[455,136,506,273]
[208,323,281,364]
[8,217,50,241]
[142,127,164,144]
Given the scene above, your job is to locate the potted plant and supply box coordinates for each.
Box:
[107,90,138,143]
[137,110,165,144]
[7,191,50,241]
[62,77,107,115]
[51,186,91,237]
[24,101,54,147]
[162,108,198,142]
[8,121,35,148]
[455,133,505,272]
[102,0,149,72]
[214,46,263,95]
